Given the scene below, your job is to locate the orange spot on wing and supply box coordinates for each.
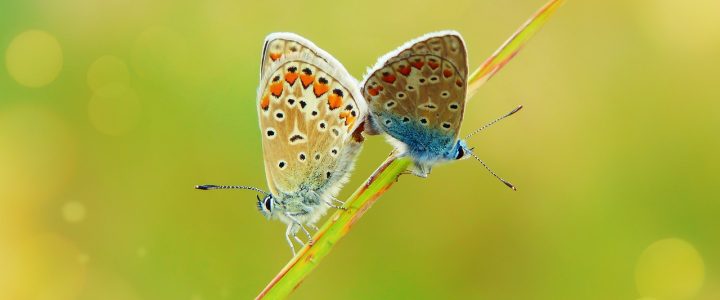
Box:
[260,95,270,110]
[382,73,396,84]
[397,65,411,76]
[270,82,284,97]
[284,72,298,85]
[367,85,384,97]
[300,74,314,89]
[411,60,424,69]
[456,79,464,87]
[338,111,355,128]
[443,69,453,78]
[313,83,329,97]
[328,94,343,109]
[344,115,356,127]
[269,52,282,61]
[428,60,440,69]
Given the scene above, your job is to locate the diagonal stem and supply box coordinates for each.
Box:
[256,155,412,299]
[256,0,564,298]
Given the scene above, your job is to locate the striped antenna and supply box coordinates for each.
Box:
[195,184,269,195]
[466,151,516,191]
[465,105,523,140]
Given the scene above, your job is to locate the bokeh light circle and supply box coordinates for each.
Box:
[87,55,131,93]
[5,30,63,87]
[636,238,705,300]
[87,83,141,136]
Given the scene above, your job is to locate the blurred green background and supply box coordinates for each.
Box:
[1,0,719,299]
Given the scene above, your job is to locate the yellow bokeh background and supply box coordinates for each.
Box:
[1,0,719,299]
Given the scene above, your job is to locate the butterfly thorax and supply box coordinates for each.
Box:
[264,188,329,225]
[400,137,470,177]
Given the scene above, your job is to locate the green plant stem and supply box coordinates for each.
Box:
[256,0,564,298]
[256,155,412,299]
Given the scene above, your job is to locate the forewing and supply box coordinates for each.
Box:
[361,32,468,144]
[258,33,366,196]
[260,33,330,80]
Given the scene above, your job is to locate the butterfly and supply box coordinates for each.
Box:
[360,31,520,189]
[197,32,368,255]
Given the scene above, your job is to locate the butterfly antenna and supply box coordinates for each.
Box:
[194,184,269,195]
[466,151,517,191]
[465,105,523,140]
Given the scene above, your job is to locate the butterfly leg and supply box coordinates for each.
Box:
[292,232,305,247]
[310,190,346,210]
[410,162,431,178]
[329,195,345,205]
[285,213,314,245]
[285,223,297,256]
[325,195,347,210]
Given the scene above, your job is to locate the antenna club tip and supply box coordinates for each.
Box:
[503,181,517,191]
[195,185,213,190]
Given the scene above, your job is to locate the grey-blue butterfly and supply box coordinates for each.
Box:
[361,31,520,188]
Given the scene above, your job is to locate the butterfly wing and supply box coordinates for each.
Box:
[258,33,366,198]
[260,32,332,80]
[361,31,468,156]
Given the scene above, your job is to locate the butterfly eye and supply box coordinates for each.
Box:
[264,197,273,212]
[455,146,465,160]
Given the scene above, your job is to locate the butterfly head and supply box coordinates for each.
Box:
[256,194,276,219]
[446,139,472,161]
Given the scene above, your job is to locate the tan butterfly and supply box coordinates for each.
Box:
[197,33,367,255]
